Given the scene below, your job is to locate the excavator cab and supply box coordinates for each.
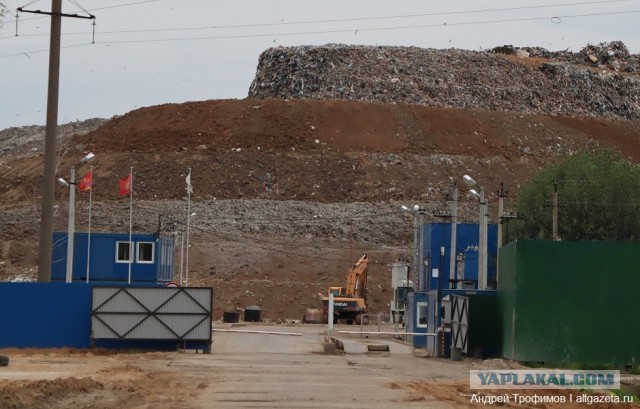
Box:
[329,287,346,297]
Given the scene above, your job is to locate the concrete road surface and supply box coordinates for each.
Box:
[189,323,470,408]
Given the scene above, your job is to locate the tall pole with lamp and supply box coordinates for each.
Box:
[449,183,458,288]
[185,168,193,286]
[401,204,427,291]
[417,206,427,291]
[57,152,95,283]
[85,166,93,283]
[464,175,488,290]
[401,205,418,291]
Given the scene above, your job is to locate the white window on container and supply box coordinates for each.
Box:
[416,301,428,328]
[137,242,154,264]
[116,241,132,263]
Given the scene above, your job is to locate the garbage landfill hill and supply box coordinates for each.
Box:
[2,43,640,321]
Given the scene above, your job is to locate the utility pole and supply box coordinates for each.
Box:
[449,183,458,289]
[497,183,508,290]
[401,204,426,291]
[552,179,559,241]
[28,2,95,282]
[417,208,426,291]
[479,187,488,290]
[411,211,419,290]
[36,0,62,283]
[497,183,508,248]
[65,166,76,282]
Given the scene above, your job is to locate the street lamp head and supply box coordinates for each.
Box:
[57,178,70,188]
[413,204,419,212]
[400,205,409,212]
[463,174,476,186]
[80,152,95,165]
[469,189,481,199]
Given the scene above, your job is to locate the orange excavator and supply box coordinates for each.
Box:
[320,254,369,325]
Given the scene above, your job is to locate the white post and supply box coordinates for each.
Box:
[65,166,76,283]
[127,167,133,284]
[449,183,458,289]
[479,187,488,290]
[86,166,93,283]
[179,233,184,286]
[328,292,334,335]
[186,168,191,287]
[418,210,425,291]
[412,212,419,290]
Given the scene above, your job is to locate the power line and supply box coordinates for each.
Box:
[2,0,162,24]
[2,7,640,52]
[4,0,635,30]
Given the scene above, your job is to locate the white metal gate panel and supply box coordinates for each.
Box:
[451,295,469,353]
[91,287,212,341]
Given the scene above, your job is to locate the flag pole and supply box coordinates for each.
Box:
[128,167,133,284]
[179,232,184,286]
[186,167,191,287]
[86,166,93,283]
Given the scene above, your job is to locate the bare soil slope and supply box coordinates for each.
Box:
[2,98,640,320]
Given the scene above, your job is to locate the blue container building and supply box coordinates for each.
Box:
[51,231,174,283]
[423,222,498,290]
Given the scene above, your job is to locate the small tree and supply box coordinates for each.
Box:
[512,150,640,242]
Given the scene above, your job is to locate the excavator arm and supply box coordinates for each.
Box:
[345,254,368,300]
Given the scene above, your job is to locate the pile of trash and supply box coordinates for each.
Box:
[248,42,640,120]
[493,41,639,73]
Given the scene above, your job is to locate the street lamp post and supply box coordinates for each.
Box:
[438,246,445,292]
[401,204,427,291]
[464,175,488,290]
[58,153,95,283]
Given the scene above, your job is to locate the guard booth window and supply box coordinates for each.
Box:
[115,241,132,263]
[137,242,154,263]
[417,301,428,328]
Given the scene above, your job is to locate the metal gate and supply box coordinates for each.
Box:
[91,287,212,341]
[451,295,469,353]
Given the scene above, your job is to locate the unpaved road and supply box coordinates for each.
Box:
[201,324,462,408]
[1,324,638,408]
[1,324,461,409]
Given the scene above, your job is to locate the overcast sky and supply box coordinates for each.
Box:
[1,0,639,129]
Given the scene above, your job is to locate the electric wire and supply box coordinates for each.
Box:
[2,7,640,50]
[3,0,636,28]
[3,0,162,24]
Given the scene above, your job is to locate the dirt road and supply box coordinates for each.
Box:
[0,324,467,408]
[1,324,637,408]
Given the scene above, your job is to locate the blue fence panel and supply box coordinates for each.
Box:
[0,283,92,348]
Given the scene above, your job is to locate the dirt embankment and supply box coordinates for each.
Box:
[3,42,640,321]
[2,98,640,320]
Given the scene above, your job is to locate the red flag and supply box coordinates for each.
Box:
[78,171,93,192]
[119,174,132,196]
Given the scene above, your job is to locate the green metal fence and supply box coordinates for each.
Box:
[499,240,640,366]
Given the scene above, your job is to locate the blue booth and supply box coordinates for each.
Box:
[423,222,498,290]
[51,231,174,283]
